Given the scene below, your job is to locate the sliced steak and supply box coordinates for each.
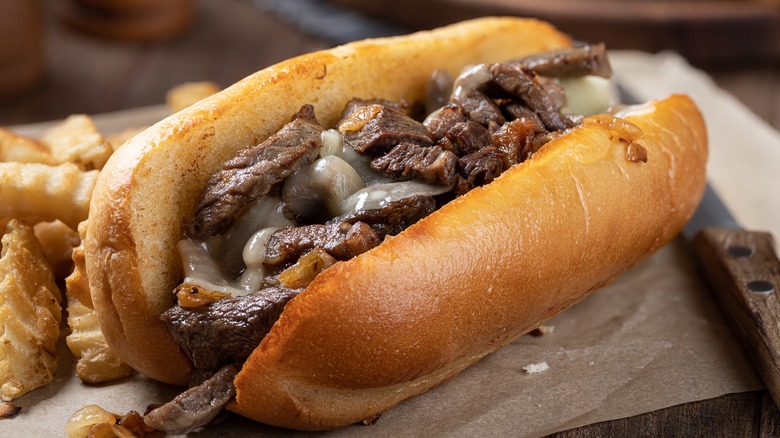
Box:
[423,104,467,142]
[144,364,239,435]
[187,105,323,240]
[489,63,574,132]
[370,142,458,186]
[510,43,612,78]
[449,64,506,127]
[505,102,547,130]
[343,195,437,238]
[457,90,505,127]
[455,146,508,194]
[535,76,567,112]
[161,287,300,371]
[339,104,432,155]
[440,120,492,156]
[264,221,380,267]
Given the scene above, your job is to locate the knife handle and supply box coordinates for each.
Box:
[692,228,780,406]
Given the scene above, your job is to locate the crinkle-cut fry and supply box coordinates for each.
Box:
[0,128,52,164]
[0,162,98,229]
[65,221,132,383]
[65,291,133,384]
[0,219,61,401]
[40,114,113,171]
[65,221,91,308]
[34,220,81,281]
[166,81,220,113]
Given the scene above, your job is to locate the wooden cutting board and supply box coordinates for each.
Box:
[329,0,780,64]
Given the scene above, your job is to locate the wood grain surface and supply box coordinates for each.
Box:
[1,0,780,436]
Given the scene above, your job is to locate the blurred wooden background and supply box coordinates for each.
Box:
[0,0,778,130]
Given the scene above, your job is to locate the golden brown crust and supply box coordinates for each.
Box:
[84,16,707,428]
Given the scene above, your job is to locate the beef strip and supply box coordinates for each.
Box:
[449,64,506,127]
[339,104,432,155]
[456,90,505,127]
[505,103,547,132]
[187,105,323,240]
[488,63,574,132]
[455,146,508,194]
[161,287,300,372]
[535,76,567,112]
[144,364,239,435]
[510,43,612,78]
[343,195,437,238]
[423,104,467,142]
[439,120,493,156]
[370,142,458,186]
[264,221,380,267]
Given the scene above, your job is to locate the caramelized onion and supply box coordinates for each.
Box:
[338,104,382,134]
[278,247,337,289]
[174,283,231,308]
[0,402,20,418]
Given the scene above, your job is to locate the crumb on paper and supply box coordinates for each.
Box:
[529,325,555,337]
[522,362,550,374]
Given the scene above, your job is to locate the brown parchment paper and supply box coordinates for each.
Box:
[5,51,777,437]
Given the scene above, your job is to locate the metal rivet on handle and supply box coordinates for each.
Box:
[728,245,755,259]
[748,280,775,295]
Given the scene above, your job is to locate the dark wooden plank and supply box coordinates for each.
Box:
[548,391,763,438]
[760,390,780,437]
[692,229,780,407]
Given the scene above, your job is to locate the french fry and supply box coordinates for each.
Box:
[0,162,98,229]
[65,221,133,384]
[65,291,134,384]
[40,114,113,171]
[0,219,61,401]
[65,222,91,308]
[0,128,52,164]
[166,81,220,112]
[34,220,81,281]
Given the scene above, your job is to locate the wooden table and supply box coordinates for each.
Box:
[2,1,779,436]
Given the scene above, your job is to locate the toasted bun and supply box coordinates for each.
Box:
[85,17,707,429]
[230,95,707,429]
